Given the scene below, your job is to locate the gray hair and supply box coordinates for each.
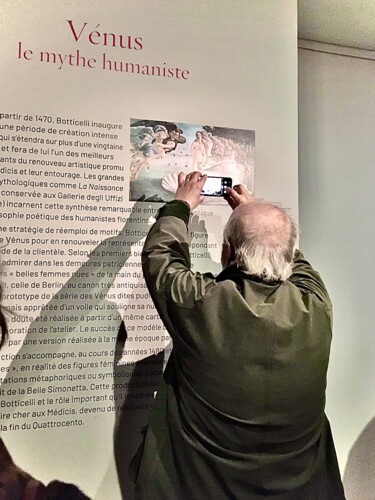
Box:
[223,202,298,282]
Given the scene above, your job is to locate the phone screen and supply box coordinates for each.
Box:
[201,176,232,196]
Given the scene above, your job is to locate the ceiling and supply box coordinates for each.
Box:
[298,0,375,51]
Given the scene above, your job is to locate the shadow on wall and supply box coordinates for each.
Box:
[343,415,375,500]
[112,212,221,499]
[101,212,221,499]
[1,202,220,499]
[93,317,166,500]
[1,200,165,499]
[113,332,165,499]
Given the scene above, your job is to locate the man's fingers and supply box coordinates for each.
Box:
[181,171,206,185]
[190,171,203,182]
[233,184,247,194]
[224,195,236,210]
[178,172,186,187]
[197,173,207,188]
[225,187,242,203]
[183,171,207,189]
[234,184,254,199]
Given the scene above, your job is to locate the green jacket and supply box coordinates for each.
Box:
[132,201,345,499]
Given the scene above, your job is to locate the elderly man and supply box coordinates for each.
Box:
[132,172,345,499]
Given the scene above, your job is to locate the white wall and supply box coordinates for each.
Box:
[298,41,375,499]
[0,2,298,499]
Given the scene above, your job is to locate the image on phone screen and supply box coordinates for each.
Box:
[201,177,232,196]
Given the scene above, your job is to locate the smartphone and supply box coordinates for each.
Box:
[201,176,232,197]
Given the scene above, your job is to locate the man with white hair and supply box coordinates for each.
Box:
[132,171,345,499]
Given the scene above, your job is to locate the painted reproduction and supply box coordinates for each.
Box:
[129,119,255,204]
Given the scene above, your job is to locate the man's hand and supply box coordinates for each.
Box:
[224,184,254,210]
[175,171,207,210]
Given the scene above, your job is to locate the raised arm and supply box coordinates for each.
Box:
[288,250,332,306]
[142,173,215,314]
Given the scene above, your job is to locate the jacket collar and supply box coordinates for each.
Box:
[215,264,281,287]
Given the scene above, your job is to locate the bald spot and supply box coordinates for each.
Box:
[229,203,292,250]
